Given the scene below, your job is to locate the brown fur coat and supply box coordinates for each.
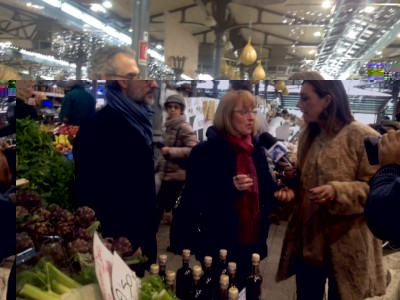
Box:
[276,121,386,300]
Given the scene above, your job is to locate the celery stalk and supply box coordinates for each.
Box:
[51,280,71,295]
[46,263,81,289]
[19,284,61,300]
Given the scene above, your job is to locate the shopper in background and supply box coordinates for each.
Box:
[87,45,139,80]
[365,130,400,243]
[228,80,268,135]
[176,90,277,288]
[267,109,289,138]
[381,119,400,133]
[16,80,38,121]
[274,80,385,300]
[59,80,96,126]
[73,79,159,267]
[155,94,197,228]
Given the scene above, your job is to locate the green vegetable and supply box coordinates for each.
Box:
[17,118,75,210]
[139,275,179,300]
[17,260,81,300]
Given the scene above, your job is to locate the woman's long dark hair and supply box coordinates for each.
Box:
[297,80,354,169]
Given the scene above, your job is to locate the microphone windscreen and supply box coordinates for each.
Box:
[259,132,277,150]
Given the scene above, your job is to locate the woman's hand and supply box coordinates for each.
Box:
[308,184,336,204]
[233,174,254,191]
[161,146,170,155]
[274,186,296,202]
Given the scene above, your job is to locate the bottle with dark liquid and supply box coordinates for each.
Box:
[158,254,168,283]
[217,274,229,300]
[227,262,238,290]
[228,287,239,300]
[165,270,179,299]
[245,253,263,300]
[201,256,215,300]
[176,249,193,300]
[217,249,228,277]
[188,265,204,299]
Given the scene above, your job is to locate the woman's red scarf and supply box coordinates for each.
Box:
[227,135,260,245]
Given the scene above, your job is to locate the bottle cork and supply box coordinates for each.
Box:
[166,270,176,281]
[252,253,260,264]
[182,249,191,257]
[158,254,167,264]
[150,264,159,275]
[204,256,213,267]
[219,249,228,258]
[192,265,202,279]
[228,262,237,272]
[220,274,229,285]
[228,287,239,299]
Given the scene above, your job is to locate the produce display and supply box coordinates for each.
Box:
[17,118,75,209]
[53,124,80,155]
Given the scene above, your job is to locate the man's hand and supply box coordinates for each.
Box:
[274,186,295,202]
[378,130,400,166]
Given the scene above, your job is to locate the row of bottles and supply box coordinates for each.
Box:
[151,249,262,300]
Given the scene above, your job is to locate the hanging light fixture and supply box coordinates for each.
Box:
[239,37,257,65]
[252,60,266,80]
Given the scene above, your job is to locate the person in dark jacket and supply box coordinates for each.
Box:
[59,81,96,126]
[73,79,159,267]
[365,130,400,243]
[176,90,277,288]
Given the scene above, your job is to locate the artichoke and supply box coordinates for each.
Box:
[16,190,42,211]
[74,206,96,229]
[16,232,34,253]
[112,237,133,257]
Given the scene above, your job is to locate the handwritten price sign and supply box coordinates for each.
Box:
[111,251,140,300]
[93,232,115,300]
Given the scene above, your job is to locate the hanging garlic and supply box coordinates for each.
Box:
[239,37,257,65]
[282,86,289,96]
[227,66,236,79]
[252,61,266,80]
[275,80,286,91]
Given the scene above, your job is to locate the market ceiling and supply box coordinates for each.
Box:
[1,0,400,79]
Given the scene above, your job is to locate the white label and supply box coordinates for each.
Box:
[111,251,140,300]
[239,287,246,300]
[93,232,114,300]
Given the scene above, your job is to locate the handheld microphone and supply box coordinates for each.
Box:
[259,132,292,166]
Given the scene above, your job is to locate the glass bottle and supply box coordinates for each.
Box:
[176,249,193,300]
[217,274,229,300]
[227,262,238,290]
[150,263,160,278]
[158,254,168,283]
[188,265,204,299]
[201,256,215,300]
[245,253,263,300]
[228,287,239,300]
[217,249,228,277]
[166,270,177,296]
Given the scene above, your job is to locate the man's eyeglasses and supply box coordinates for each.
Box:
[112,73,140,80]
[234,109,258,116]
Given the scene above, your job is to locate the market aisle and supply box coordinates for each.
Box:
[157,221,296,300]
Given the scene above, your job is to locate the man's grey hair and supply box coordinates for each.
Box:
[87,45,136,79]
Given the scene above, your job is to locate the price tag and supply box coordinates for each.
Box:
[239,287,246,300]
[111,251,140,300]
[93,232,114,300]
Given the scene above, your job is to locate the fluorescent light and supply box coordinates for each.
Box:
[314,31,321,37]
[41,0,61,8]
[61,3,82,19]
[364,6,375,13]
[181,74,193,80]
[322,0,331,9]
[347,31,357,39]
[375,51,382,55]
[90,3,106,13]
[102,1,112,9]
[337,48,347,53]
[309,50,316,54]
[82,13,104,29]
[155,44,163,50]
[147,49,164,62]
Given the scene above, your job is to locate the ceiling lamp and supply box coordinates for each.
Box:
[321,0,332,9]
[240,37,257,65]
[364,6,375,14]
[252,61,266,80]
